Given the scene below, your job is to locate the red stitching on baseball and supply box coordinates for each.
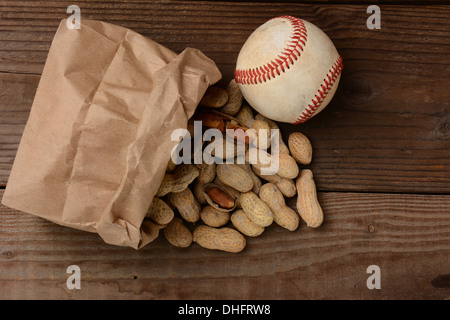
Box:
[292,56,344,124]
[234,16,307,85]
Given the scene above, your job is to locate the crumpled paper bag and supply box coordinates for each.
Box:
[1,19,222,249]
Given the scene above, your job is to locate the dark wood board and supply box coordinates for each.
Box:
[1,2,449,193]
[1,190,449,300]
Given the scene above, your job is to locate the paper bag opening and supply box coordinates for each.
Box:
[2,19,222,249]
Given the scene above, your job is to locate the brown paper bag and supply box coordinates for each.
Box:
[2,19,221,249]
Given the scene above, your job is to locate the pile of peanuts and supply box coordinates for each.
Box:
[145,79,324,253]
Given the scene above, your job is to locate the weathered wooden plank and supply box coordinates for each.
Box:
[1,190,449,299]
[0,2,449,193]
[1,76,449,193]
[1,2,449,77]
[0,72,37,186]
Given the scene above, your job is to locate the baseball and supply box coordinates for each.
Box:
[234,16,343,124]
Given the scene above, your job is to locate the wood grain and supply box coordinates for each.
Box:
[0,1,449,300]
[1,2,450,77]
[0,72,37,186]
[1,2,449,193]
[1,190,449,299]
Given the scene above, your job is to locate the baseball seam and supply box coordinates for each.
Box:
[292,55,344,124]
[234,16,307,85]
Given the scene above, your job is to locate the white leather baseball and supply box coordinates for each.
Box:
[234,16,343,124]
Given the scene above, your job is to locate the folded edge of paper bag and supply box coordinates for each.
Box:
[1,18,221,249]
[97,48,222,249]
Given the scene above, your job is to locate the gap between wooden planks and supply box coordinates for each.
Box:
[1,190,449,299]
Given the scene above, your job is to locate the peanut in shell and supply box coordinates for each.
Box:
[164,217,193,248]
[259,183,299,231]
[240,191,273,227]
[231,209,265,237]
[255,114,290,154]
[193,225,246,253]
[288,132,313,165]
[296,169,324,228]
[169,188,201,223]
[156,164,199,197]
[216,163,254,193]
[200,86,228,108]
[251,165,297,198]
[200,206,231,227]
[146,197,174,225]
[220,79,243,115]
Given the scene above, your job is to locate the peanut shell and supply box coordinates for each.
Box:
[288,132,313,165]
[235,102,254,128]
[252,165,297,198]
[200,86,228,108]
[296,169,323,228]
[213,177,242,209]
[255,114,290,154]
[146,197,174,225]
[198,163,216,184]
[164,217,193,248]
[248,119,271,150]
[240,191,273,227]
[216,163,254,193]
[200,206,231,227]
[193,180,207,205]
[193,225,246,253]
[156,164,199,197]
[276,153,299,180]
[231,209,265,237]
[220,79,243,115]
[259,183,299,231]
[238,163,262,195]
[169,188,201,223]
[203,183,236,212]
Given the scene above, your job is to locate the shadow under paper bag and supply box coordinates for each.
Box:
[1,19,222,249]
